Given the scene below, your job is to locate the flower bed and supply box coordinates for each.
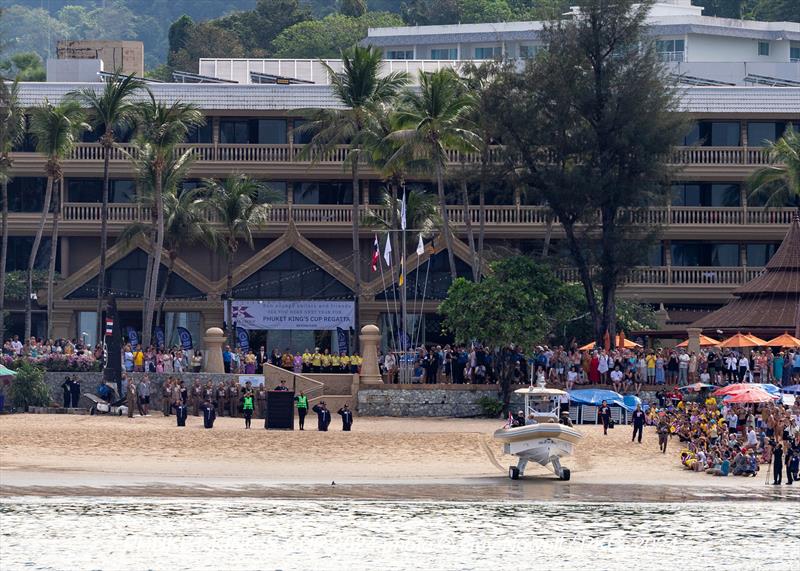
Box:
[1,354,101,373]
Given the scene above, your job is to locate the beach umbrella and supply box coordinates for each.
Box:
[712,383,751,397]
[578,338,640,351]
[723,387,776,404]
[578,341,598,351]
[0,364,17,377]
[676,334,720,348]
[718,332,763,348]
[678,382,716,393]
[764,332,800,348]
[744,333,769,346]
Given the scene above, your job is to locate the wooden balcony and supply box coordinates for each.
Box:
[6,204,793,240]
[8,144,772,178]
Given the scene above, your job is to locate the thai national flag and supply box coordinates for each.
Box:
[371,234,380,272]
[105,318,114,336]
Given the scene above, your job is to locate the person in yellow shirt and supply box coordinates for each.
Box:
[351,353,361,374]
[321,349,331,373]
[340,353,350,373]
[133,344,144,372]
[705,395,716,410]
[311,349,322,373]
[302,349,312,374]
[331,353,340,370]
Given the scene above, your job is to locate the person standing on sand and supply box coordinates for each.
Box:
[599,400,611,435]
[227,380,240,418]
[312,401,331,431]
[60,376,72,408]
[70,376,81,408]
[631,405,645,443]
[338,404,353,431]
[657,417,669,453]
[138,376,151,416]
[161,378,172,417]
[201,399,216,429]
[174,398,188,427]
[216,382,228,417]
[125,374,136,418]
[773,442,784,485]
[295,391,309,429]
[242,390,255,429]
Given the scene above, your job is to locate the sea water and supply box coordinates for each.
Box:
[1,498,798,570]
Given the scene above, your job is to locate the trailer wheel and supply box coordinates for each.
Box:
[509,466,520,480]
[89,405,96,416]
[560,468,571,481]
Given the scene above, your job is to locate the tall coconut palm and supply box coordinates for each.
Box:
[0,79,26,346]
[67,72,149,342]
[133,94,204,347]
[122,150,216,338]
[389,69,479,279]
[204,175,279,345]
[27,100,88,341]
[749,126,800,212]
[298,45,408,343]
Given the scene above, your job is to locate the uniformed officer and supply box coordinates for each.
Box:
[162,378,172,417]
[125,375,136,418]
[338,404,353,431]
[201,399,216,429]
[174,399,188,427]
[191,380,203,416]
[61,376,72,408]
[227,380,240,418]
[242,390,255,429]
[295,391,309,430]
[216,382,228,417]
[203,381,215,410]
[256,385,268,419]
[312,401,331,432]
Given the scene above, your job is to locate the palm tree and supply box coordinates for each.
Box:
[68,72,149,342]
[27,100,88,341]
[122,151,216,337]
[298,45,408,342]
[389,69,479,279]
[0,79,26,346]
[749,126,800,212]
[133,94,204,347]
[204,175,279,345]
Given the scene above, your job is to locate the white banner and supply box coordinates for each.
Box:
[228,300,355,331]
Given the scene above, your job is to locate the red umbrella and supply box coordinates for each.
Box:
[724,387,776,404]
[712,383,751,397]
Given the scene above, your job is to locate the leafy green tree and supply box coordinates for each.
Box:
[168,14,194,56]
[299,45,407,343]
[27,100,89,341]
[168,21,246,72]
[0,79,26,347]
[340,0,368,17]
[215,0,313,56]
[273,12,403,59]
[204,175,279,345]
[133,94,204,347]
[389,69,478,280]
[483,0,687,347]
[693,0,747,18]
[401,0,460,25]
[749,127,800,211]
[9,362,52,409]
[0,6,68,62]
[0,52,45,81]
[750,0,800,21]
[460,0,513,22]
[68,72,149,342]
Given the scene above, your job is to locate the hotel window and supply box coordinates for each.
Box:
[746,243,778,267]
[671,243,739,267]
[671,183,740,207]
[7,177,47,212]
[294,181,353,205]
[474,46,501,59]
[430,48,458,60]
[220,118,287,144]
[655,39,685,62]
[386,50,414,60]
[747,121,796,146]
[683,121,740,146]
[758,41,770,56]
[66,179,136,203]
[518,45,541,59]
[791,42,800,62]
[185,121,212,144]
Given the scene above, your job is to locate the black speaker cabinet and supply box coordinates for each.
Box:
[266,391,295,430]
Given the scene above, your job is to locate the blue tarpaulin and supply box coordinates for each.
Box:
[782,384,800,394]
[568,389,637,411]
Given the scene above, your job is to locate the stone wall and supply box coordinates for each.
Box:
[357,385,515,417]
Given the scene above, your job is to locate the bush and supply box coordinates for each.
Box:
[9,362,52,409]
[476,396,504,418]
[1,354,100,372]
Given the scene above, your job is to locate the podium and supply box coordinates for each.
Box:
[265,391,294,430]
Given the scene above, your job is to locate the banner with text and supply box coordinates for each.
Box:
[228,300,355,331]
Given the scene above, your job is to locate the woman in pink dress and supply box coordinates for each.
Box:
[588,352,601,384]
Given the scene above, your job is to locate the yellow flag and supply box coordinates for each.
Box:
[398,259,404,286]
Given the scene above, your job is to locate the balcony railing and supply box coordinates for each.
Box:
[9,143,771,166]
[556,266,764,286]
[57,203,795,228]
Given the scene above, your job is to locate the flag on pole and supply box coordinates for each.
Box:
[399,258,404,286]
[383,235,393,266]
[416,234,425,256]
[400,191,407,230]
[371,234,380,272]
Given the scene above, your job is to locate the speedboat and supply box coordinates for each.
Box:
[493,381,582,480]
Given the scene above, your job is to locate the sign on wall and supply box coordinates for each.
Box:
[227,300,355,331]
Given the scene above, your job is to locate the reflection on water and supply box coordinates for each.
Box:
[1,498,798,570]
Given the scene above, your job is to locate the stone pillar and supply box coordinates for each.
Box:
[203,327,226,373]
[686,327,702,355]
[359,324,383,384]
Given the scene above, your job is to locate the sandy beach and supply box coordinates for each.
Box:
[1,414,797,501]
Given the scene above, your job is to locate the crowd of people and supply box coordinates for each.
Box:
[376,343,800,389]
[221,346,363,375]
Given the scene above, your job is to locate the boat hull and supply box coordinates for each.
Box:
[494,424,583,465]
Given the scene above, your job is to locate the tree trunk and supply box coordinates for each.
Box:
[226,251,234,347]
[95,142,112,342]
[26,175,54,341]
[562,221,602,343]
[542,212,553,258]
[0,178,9,347]
[461,178,479,282]
[436,162,457,280]
[351,162,361,350]
[154,252,175,345]
[46,179,61,340]
[477,188,486,281]
[141,226,155,336]
[143,163,165,348]
[601,284,617,349]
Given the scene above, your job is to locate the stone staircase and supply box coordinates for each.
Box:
[263,363,357,414]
